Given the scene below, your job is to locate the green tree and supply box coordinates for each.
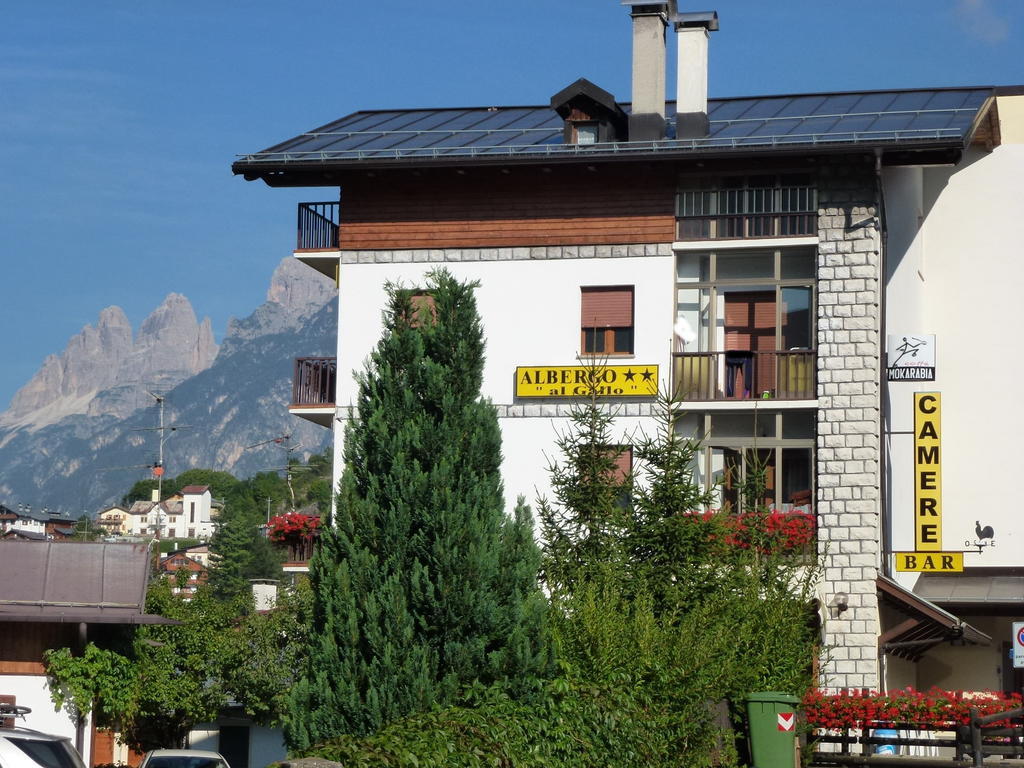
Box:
[123,478,159,506]
[46,579,308,752]
[286,269,551,748]
[172,469,242,500]
[222,579,312,725]
[539,386,820,766]
[537,375,634,594]
[45,643,138,737]
[208,503,281,599]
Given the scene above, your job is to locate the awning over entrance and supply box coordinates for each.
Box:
[914,570,1024,613]
[877,575,991,661]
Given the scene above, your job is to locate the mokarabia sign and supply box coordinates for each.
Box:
[515,365,659,398]
[895,392,962,573]
[887,334,936,381]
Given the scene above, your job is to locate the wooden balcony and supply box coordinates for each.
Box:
[672,350,815,401]
[294,202,340,279]
[290,357,336,428]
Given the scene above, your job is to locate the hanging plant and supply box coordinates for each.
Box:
[803,687,1023,730]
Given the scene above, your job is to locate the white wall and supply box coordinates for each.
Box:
[3,675,90,762]
[883,140,1024,578]
[189,723,286,768]
[333,255,675,513]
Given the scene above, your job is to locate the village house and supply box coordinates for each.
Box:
[233,2,1024,694]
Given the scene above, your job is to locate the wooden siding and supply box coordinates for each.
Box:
[0,622,77,674]
[339,167,676,249]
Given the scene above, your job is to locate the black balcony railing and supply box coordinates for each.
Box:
[297,202,340,250]
[677,183,817,240]
[677,211,817,240]
[292,357,337,407]
[672,350,815,401]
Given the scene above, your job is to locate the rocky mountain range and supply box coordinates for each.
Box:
[0,258,337,514]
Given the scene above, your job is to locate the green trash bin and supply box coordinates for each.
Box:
[747,692,800,768]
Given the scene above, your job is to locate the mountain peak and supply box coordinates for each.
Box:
[1,294,219,430]
[224,257,336,346]
[267,257,336,317]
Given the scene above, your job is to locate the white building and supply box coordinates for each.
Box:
[234,4,1023,693]
[126,485,215,540]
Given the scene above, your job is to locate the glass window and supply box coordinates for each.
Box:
[781,448,813,512]
[673,249,815,400]
[716,253,774,280]
[710,413,776,438]
[9,739,86,768]
[781,249,815,279]
[781,286,813,349]
[574,123,598,145]
[691,411,815,514]
[581,286,634,355]
[674,287,711,353]
[782,412,815,439]
[675,253,709,283]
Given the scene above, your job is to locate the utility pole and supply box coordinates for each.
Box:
[134,391,190,545]
[246,433,307,512]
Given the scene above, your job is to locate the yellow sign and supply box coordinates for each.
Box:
[914,392,941,551]
[515,365,659,398]
[894,551,963,572]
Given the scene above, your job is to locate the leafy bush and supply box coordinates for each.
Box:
[301,678,733,768]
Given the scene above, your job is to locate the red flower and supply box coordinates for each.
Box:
[267,512,321,544]
[803,688,1022,730]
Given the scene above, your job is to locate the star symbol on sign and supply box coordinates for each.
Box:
[623,369,636,381]
[641,369,654,382]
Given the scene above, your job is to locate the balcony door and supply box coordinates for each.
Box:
[675,248,815,400]
[724,290,776,396]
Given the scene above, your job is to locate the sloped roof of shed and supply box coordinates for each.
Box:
[0,541,176,624]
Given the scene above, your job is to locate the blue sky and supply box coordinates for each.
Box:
[1,0,1021,408]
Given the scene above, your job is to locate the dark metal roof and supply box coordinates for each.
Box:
[0,541,177,625]
[234,87,993,171]
[877,575,990,662]
[915,571,1024,606]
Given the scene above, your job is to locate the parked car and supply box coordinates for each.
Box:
[139,749,231,768]
[0,707,86,768]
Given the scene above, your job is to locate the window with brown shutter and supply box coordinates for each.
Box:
[607,446,633,483]
[581,286,634,355]
[401,292,437,328]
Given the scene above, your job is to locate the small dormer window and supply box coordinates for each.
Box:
[574,122,599,145]
[550,78,627,147]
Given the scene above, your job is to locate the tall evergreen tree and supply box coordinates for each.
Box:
[208,504,281,599]
[287,270,551,748]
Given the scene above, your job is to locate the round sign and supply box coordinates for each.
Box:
[1017,625,1024,647]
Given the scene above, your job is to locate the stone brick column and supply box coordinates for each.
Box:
[815,164,883,690]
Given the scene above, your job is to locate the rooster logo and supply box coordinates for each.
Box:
[966,521,995,553]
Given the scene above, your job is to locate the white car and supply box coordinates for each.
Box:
[0,719,86,768]
[139,750,231,768]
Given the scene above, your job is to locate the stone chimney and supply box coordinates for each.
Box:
[672,10,718,139]
[624,2,669,142]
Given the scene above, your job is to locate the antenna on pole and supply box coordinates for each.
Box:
[246,433,306,512]
[130,390,191,541]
